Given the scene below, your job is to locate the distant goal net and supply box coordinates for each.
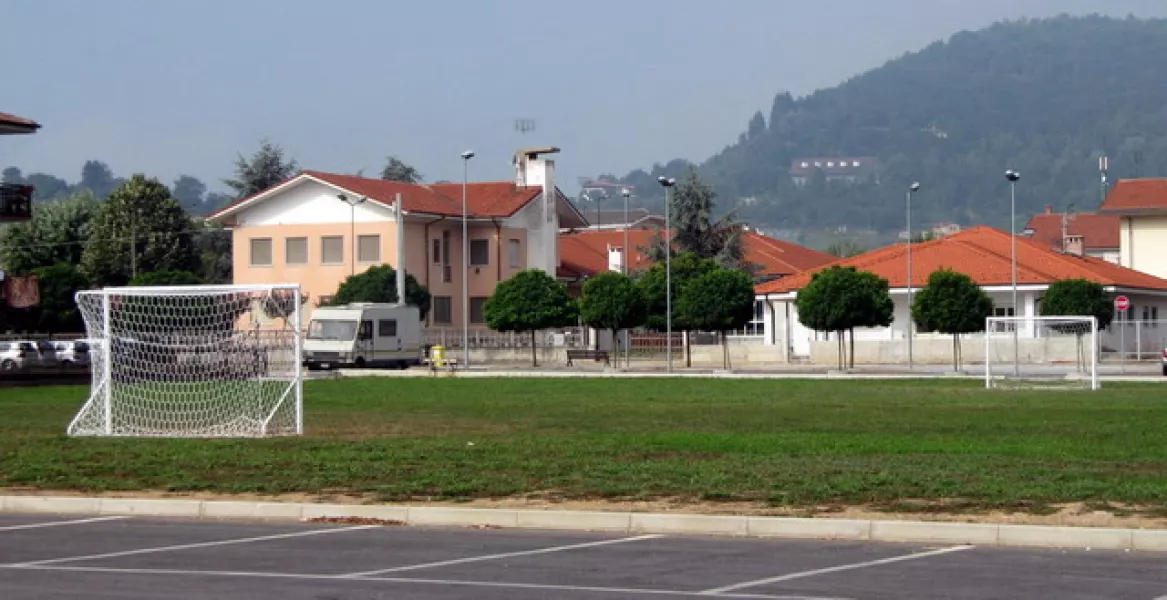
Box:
[984,316,1098,390]
[68,284,304,437]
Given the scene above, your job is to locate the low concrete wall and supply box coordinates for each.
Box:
[809,337,1084,366]
[464,343,783,367]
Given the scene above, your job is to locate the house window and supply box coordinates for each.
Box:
[1153,306,1159,326]
[358,234,380,263]
[321,236,344,265]
[827,161,835,167]
[433,296,452,324]
[470,239,490,266]
[378,319,397,337]
[285,237,308,265]
[470,297,487,324]
[800,162,808,168]
[1143,306,1150,321]
[249,238,273,266]
[853,161,861,167]
[508,239,522,268]
[993,306,1016,332]
[432,239,441,264]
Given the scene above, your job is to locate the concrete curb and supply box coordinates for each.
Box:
[3,495,1165,552]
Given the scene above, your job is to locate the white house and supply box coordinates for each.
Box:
[755,226,1167,364]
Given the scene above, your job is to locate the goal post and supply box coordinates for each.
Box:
[68,283,305,437]
[984,315,1099,390]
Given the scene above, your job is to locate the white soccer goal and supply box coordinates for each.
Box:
[984,316,1099,390]
[68,284,304,437]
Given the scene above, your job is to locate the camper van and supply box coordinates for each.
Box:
[302,303,423,370]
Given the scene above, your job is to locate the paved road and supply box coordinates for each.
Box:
[1,514,1165,599]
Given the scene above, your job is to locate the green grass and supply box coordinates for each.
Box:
[3,378,1167,514]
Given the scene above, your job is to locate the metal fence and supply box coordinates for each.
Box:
[1104,320,1167,361]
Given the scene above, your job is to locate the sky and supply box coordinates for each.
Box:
[3,0,1167,196]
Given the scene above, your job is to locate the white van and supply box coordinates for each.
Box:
[302,303,423,370]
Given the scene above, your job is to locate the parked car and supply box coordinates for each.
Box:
[1161,348,1167,376]
[52,340,91,370]
[0,340,59,373]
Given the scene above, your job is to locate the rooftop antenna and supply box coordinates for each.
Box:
[514,118,536,135]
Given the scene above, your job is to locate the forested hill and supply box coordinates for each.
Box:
[615,15,1167,240]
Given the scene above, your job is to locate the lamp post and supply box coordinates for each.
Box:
[461,150,475,369]
[337,193,367,277]
[657,176,676,373]
[1006,169,1021,376]
[622,187,632,369]
[906,182,921,371]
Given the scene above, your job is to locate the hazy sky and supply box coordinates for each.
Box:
[4,0,1166,195]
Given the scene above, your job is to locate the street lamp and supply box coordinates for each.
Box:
[1006,169,1021,376]
[657,176,676,373]
[337,193,367,277]
[622,187,632,369]
[906,182,921,371]
[461,150,475,369]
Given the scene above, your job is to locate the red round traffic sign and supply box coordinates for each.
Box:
[1115,295,1130,311]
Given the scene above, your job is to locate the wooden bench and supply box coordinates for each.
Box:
[565,349,610,367]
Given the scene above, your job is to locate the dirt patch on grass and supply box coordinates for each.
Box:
[5,487,1167,529]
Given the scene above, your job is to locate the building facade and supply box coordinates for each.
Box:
[209,148,588,328]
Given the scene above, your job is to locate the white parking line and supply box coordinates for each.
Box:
[699,545,976,595]
[341,533,664,577]
[1,564,852,600]
[0,516,126,532]
[4,525,380,567]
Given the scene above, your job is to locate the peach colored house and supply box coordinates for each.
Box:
[208,148,587,328]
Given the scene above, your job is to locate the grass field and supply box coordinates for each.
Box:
[3,378,1167,515]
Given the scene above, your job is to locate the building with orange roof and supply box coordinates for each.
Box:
[558,228,835,338]
[755,226,1167,363]
[1098,178,1167,279]
[1023,205,1119,264]
[209,148,588,329]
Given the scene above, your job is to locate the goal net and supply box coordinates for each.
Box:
[984,316,1098,390]
[68,284,304,437]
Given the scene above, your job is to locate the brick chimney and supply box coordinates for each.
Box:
[1063,234,1084,257]
[1044,205,1053,214]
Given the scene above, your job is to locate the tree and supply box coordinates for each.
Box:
[747,111,766,139]
[2,167,22,184]
[579,272,645,358]
[380,156,422,183]
[81,175,201,286]
[647,166,746,270]
[635,252,718,367]
[329,264,431,319]
[912,269,994,371]
[78,160,121,199]
[172,175,208,215]
[483,269,578,366]
[676,268,756,369]
[0,192,98,275]
[1041,278,1114,369]
[193,220,233,284]
[224,139,298,199]
[826,240,866,258]
[796,266,895,369]
[28,263,89,333]
[129,269,203,286]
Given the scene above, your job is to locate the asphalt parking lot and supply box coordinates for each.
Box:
[1,514,1166,599]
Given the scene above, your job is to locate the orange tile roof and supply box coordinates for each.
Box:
[756,225,1167,295]
[1099,179,1167,213]
[0,111,39,133]
[209,171,544,220]
[1023,212,1119,250]
[557,229,835,279]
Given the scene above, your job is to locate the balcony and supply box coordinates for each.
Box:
[0,183,33,222]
